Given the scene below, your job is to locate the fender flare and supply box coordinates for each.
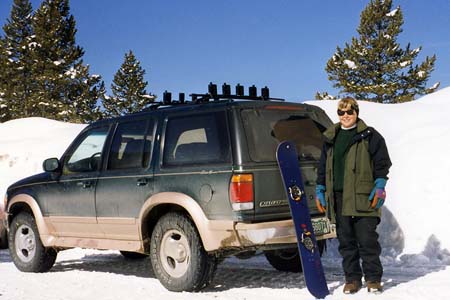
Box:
[138,192,235,251]
[7,194,56,247]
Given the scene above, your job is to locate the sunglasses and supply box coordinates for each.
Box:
[337,109,355,116]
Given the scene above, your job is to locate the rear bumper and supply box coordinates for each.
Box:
[202,218,336,252]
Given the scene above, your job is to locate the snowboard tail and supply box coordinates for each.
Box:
[276,141,329,299]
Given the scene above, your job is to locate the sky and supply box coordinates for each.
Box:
[0,0,449,102]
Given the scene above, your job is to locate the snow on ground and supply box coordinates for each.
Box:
[1,88,450,299]
[0,247,448,300]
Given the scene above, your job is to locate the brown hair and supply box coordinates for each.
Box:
[338,97,359,115]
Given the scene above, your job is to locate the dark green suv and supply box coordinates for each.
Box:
[3,84,335,292]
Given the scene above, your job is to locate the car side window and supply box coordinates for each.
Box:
[163,112,230,166]
[107,120,152,170]
[64,127,109,173]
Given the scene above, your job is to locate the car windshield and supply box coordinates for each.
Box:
[241,107,326,162]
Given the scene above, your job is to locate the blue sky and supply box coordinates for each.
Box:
[1,0,449,101]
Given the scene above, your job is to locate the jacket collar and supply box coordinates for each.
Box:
[324,119,369,143]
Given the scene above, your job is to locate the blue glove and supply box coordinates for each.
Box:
[369,178,387,209]
[315,184,326,213]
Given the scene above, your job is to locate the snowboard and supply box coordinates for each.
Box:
[276,141,329,299]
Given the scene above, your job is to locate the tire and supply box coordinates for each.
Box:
[150,212,217,292]
[264,240,326,273]
[0,227,8,249]
[120,251,148,259]
[264,248,303,273]
[8,212,57,272]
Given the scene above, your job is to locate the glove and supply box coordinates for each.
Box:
[369,178,387,209]
[315,184,327,213]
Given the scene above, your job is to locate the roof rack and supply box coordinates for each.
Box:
[143,82,284,111]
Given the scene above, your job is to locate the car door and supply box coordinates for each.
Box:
[155,110,232,219]
[95,118,155,240]
[45,125,110,238]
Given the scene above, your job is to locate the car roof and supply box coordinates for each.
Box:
[88,99,326,128]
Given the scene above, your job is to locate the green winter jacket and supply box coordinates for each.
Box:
[317,119,392,223]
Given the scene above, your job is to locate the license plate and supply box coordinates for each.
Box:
[311,217,331,236]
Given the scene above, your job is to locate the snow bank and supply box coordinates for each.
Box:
[0,117,85,197]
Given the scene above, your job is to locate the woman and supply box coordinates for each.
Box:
[316,97,392,294]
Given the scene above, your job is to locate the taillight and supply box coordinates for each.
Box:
[229,174,254,211]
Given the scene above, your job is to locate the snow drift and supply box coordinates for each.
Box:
[0,117,85,199]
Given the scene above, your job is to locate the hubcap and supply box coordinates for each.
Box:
[15,224,36,263]
[160,229,190,278]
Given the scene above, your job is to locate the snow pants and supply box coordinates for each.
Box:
[334,192,383,283]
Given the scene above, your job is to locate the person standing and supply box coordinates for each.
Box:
[315,97,392,294]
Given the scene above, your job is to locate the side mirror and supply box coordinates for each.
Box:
[43,158,61,172]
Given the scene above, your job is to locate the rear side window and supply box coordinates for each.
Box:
[241,108,326,162]
[163,111,230,166]
[108,120,152,170]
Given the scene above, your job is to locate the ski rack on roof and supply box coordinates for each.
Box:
[143,82,284,111]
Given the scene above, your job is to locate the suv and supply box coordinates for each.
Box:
[3,84,336,292]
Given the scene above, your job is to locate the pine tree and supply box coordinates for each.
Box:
[102,50,154,117]
[0,0,35,121]
[314,91,336,100]
[324,0,438,103]
[30,0,104,122]
[0,38,8,122]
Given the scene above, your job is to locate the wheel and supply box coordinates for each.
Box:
[264,248,302,273]
[8,212,57,272]
[264,241,325,273]
[120,251,148,259]
[150,212,217,292]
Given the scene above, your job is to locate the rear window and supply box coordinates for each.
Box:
[241,107,326,162]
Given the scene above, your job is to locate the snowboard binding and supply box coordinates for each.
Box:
[288,185,303,201]
[301,231,315,252]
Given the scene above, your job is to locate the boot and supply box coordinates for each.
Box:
[343,280,362,294]
[367,281,383,293]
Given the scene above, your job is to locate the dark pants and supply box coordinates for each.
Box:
[334,192,383,282]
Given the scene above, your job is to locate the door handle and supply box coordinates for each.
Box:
[77,181,93,189]
[136,178,149,186]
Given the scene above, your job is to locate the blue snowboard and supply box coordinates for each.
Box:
[276,141,329,299]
